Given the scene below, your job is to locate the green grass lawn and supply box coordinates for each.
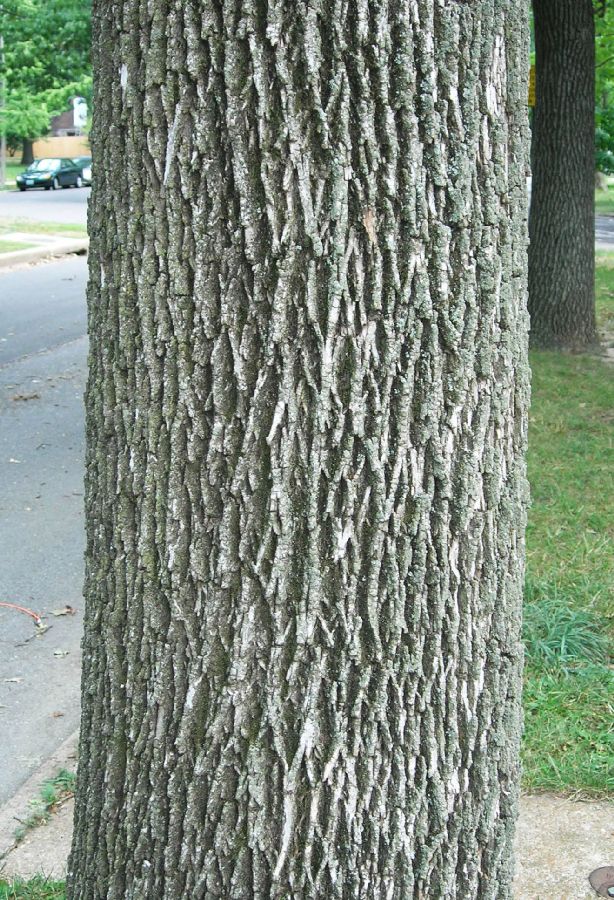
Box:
[1,162,25,191]
[0,239,35,253]
[0,220,87,238]
[0,878,65,900]
[522,255,614,795]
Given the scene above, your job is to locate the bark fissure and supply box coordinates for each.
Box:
[69,2,530,897]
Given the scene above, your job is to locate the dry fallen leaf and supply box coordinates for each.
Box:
[51,605,77,617]
[11,392,41,403]
[51,711,64,718]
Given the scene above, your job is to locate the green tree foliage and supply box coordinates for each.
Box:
[596,105,614,173]
[596,1,614,101]
[0,0,91,148]
[595,0,614,173]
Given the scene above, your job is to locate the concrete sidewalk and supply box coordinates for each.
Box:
[0,730,77,878]
[0,232,88,269]
[1,760,612,898]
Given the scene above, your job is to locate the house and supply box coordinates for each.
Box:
[50,97,88,137]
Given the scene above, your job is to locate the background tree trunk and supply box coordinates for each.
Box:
[68,2,530,897]
[529,0,597,349]
[596,170,608,190]
[20,138,33,166]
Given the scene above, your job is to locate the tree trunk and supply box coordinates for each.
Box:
[20,138,34,166]
[68,2,530,898]
[529,0,597,349]
[596,170,609,191]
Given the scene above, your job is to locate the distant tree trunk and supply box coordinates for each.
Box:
[529,0,597,349]
[596,170,608,191]
[68,2,530,897]
[20,139,34,166]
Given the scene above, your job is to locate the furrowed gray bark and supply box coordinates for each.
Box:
[68,1,530,898]
[528,0,597,350]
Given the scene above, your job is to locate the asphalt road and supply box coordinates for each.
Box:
[596,215,614,249]
[0,257,87,806]
[0,187,89,226]
[2,186,614,245]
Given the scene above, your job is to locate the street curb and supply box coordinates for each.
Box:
[0,729,79,863]
[0,238,88,270]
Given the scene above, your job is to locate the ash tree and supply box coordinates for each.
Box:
[68,1,530,898]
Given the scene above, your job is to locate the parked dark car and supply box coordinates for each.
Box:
[16,158,84,192]
[72,155,92,185]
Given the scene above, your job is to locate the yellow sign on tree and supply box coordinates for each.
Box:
[529,64,536,107]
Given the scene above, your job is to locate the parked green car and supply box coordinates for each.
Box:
[16,158,84,191]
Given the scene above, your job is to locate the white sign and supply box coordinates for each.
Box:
[73,97,88,129]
